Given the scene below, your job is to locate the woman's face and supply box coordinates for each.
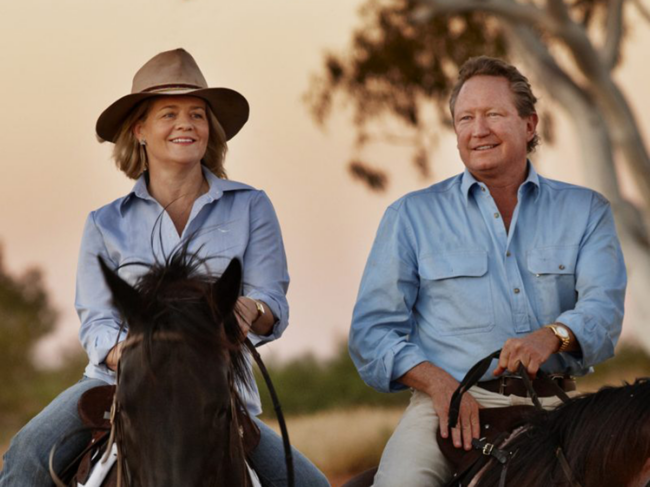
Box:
[134,96,210,172]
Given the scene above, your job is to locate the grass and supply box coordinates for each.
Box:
[264,406,403,478]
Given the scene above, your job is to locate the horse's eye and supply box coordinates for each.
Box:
[211,406,229,426]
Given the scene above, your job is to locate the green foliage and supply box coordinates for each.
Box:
[255,341,409,418]
[0,248,87,441]
[577,344,650,390]
[254,341,650,419]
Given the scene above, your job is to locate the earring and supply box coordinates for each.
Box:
[139,140,148,171]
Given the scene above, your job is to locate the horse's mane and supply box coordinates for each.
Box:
[475,378,650,487]
[116,238,252,391]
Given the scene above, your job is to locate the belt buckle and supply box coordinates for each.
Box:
[499,376,507,395]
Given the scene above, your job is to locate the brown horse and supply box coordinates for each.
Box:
[102,250,255,486]
[343,378,650,487]
[52,244,258,486]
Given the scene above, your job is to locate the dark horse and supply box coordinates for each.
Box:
[471,378,650,487]
[54,244,259,486]
[344,378,650,487]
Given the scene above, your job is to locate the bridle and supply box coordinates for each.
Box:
[448,349,582,487]
[50,331,295,487]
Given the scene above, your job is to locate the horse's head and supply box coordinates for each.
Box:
[99,250,252,486]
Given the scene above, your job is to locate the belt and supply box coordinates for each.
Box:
[477,375,576,398]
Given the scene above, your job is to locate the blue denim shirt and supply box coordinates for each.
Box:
[349,164,626,393]
[75,167,290,415]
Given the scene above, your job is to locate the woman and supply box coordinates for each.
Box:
[0,48,329,487]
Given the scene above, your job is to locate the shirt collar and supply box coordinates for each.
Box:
[119,166,253,216]
[460,160,540,206]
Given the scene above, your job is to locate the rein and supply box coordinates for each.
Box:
[448,349,581,487]
[244,338,295,487]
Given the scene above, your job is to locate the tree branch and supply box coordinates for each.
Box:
[416,0,603,78]
[632,0,650,23]
[414,0,559,34]
[504,21,622,201]
[601,0,625,70]
[546,0,572,25]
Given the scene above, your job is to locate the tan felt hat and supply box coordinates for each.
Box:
[96,48,249,142]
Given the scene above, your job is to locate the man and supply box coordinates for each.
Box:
[349,56,626,486]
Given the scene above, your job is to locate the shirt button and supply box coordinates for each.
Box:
[506,251,511,257]
[481,186,486,192]
[494,213,500,219]
[514,288,521,294]
[559,264,565,270]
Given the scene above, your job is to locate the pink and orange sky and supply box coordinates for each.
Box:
[1,0,649,366]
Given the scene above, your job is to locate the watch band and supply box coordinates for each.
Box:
[252,299,265,322]
[546,324,571,353]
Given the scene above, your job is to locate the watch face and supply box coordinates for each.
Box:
[556,326,570,339]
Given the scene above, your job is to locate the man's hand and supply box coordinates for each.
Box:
[399,362,481,451]
[493,327,560,378]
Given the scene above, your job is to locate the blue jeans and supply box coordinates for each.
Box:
[248,418,330,487]
[0,377,329,487]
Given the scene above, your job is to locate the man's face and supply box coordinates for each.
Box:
[453,75,537,181]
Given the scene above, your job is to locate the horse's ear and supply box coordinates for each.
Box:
[98,256,141,320]
[211,258,242,315]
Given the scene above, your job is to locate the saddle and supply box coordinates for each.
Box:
[436,350,571,487]
[69,385,262,485]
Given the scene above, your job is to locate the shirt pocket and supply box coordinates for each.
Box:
[527,245,579,323]
[419,250,495,335]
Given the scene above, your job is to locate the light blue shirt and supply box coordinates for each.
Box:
[349,164,626,393]
[75,167,290,415]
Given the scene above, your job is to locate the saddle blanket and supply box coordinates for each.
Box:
[79,444,262,487]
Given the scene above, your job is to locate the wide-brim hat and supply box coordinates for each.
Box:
[96,48,249,142]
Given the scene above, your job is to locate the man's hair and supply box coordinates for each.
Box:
[110,98,228,180]
[449,56,539,153]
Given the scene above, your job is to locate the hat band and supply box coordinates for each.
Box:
[140,83,205,94]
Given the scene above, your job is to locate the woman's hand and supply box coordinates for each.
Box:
[235,297,274,337]
[105,341,125,371]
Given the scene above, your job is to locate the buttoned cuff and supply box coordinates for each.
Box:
[245,292,288,346]
[554,312,615,369]
[84,327,128,368]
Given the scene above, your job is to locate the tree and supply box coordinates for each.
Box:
[0,247,85,436]
[306,0,650,353]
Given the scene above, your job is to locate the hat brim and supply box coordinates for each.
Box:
[96,87,249,142]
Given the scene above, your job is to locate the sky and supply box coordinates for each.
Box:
[1,0,649,366]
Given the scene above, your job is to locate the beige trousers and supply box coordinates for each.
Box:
[372,386,574,487]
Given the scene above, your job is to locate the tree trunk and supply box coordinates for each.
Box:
[420,0,650,360]
[506,22,650,354]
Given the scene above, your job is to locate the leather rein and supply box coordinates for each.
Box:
[448,349,581,487]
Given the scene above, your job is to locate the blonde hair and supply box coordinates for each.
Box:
[109,97,228,179]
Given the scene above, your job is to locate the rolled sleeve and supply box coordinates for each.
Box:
[75,213,127,369]
[349,206,427,393]
[242,191,290,345]
[555,194,626,369]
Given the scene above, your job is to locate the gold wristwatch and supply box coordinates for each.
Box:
[546,324,571,353]
[252,299,265,322]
